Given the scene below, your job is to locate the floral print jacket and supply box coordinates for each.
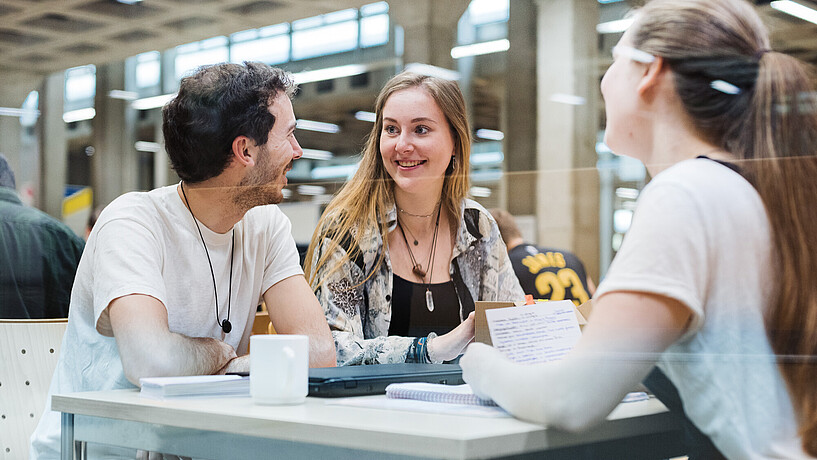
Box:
[309,199,525,365]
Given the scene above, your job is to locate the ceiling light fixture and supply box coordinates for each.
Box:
[300,149,334,160]
[470,186,492,198]
[109,90,138,101]
[292,64,368,85]
[451,39,510,59]
[475,129,505,141]
[0,107,40,118]
[311,163,360,180]
[471,151,504,166]
[354,111,376,122]
[549,93,586,105]
[296,119,340,134]
[596,17,634,34]
[134,141,161,153]
[771,0,817,25]
[404,63,460,81]
[297,185,327,196]
[63,108,96,123]
[131,93,175,110]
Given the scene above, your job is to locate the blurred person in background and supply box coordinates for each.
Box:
[489,208,595,305]
[462,0,817,457]
[0,153,83,318]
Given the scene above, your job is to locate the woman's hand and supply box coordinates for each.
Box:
[427,311,475,362]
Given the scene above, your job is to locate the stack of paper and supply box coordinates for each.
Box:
[139,375,249,399]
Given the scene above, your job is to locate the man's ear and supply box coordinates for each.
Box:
[636,55,665,97]
[231,136,255,167]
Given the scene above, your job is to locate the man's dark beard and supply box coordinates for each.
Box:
[233,153,289,208]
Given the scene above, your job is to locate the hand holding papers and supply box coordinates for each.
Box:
[484,300,582,364]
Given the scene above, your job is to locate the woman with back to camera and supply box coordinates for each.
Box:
[461,0,817,457]
[305,72,524,366]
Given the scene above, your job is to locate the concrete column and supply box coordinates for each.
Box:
[39,72,68,218]
[389,0,469,69]
[534,0,600,280]
[503,0,538,217]
[92,62,138,207]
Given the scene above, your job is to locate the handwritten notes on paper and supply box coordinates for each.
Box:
[484,300,582,364]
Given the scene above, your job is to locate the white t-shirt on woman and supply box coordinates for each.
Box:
[596,158,809,459]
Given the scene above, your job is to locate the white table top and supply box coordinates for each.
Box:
[53,390,677,459]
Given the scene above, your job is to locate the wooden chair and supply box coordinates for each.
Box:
[253,302,276,335]
[252,311,272,336]
[0,319,68,460]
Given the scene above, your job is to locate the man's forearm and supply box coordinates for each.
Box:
[122,333,236,385]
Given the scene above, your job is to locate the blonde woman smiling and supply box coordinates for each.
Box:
[305,72,524,366]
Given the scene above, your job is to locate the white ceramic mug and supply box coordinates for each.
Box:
[250,334,309,405]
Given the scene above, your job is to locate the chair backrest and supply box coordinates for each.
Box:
[252,311,271,336]
[0,319,67,460]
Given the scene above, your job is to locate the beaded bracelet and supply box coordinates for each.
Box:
[418,336,429,363]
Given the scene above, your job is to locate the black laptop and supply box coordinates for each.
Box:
[308,363,463,397]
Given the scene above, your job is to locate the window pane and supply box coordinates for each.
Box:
[292,21,358,60]
[292,16,322,31]
[360,1,388,16]
[65,66,96,102]
[231,35,290,65]
[260,23,289,37]
[323,9,357,24]
[175,47,229,80]
[231,29,259,42]
[360,14,389,48]
[467,0,509,25]
[135,52,160,88]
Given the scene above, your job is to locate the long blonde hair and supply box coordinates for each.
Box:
[304,72,472,290]
[633,0,817,453]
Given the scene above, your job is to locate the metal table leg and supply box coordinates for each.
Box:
[60,412,74,460]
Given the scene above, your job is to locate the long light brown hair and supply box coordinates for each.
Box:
[633,0,817,453]
[304,72,472,290]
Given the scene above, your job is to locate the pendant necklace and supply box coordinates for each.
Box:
[180,182,234,334]
[397,204,441,312]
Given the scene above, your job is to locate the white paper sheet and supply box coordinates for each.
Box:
[484,300,582,364]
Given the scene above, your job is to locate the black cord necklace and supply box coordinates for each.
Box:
[397,204,441,312]
[180,182,234,334]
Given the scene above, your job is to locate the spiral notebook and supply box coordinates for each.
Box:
[385,382,497,406]
[385,382,649,407]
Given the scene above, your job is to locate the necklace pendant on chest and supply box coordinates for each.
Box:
[412,264,426,278]
[425,289,435,312]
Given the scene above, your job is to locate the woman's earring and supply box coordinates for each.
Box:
[446,155,456,175]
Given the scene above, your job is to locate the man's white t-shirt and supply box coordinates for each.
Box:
[595,159,808,459]
[30,184,303,459]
